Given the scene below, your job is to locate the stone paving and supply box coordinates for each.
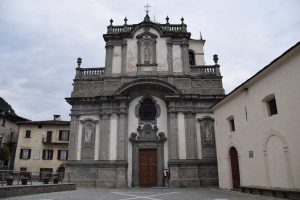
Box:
[3,187,285,200]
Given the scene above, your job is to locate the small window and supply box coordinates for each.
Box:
[57,150,68,160]
[267,98,278,116]
[42,149,53,160]
[188,50,195,65]
[229,118,235,132]
[0,136,3,147]
[59,130,69,141]
[2,119,6,127]
[263,94,278,117]
[25,130,31,138]
[20,167,27,171]
[20,149,31,159]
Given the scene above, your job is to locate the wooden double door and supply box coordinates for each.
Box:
[139,149,157,187]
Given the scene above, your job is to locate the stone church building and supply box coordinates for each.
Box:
[65,14,225,187]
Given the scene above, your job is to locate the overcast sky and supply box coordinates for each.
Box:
[0,0,299,121]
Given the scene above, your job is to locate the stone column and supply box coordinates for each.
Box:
[105,42,113,76]
[167,38,173,74]
[117,102,127,160]
[69,115,80,160]
[181,39,190,74]
[185,112,198,159]
[121,39,127,75]
[99,113,110,160]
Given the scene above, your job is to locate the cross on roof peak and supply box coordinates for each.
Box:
[144,3,151,15]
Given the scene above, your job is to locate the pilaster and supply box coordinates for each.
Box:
[99,113,110,160]
[105,42,113,76]
[69,115,80,160]
[168,111,178,159]
[121,40,127,75]
[181,39,190,74]
[185,112,198,159]
[117,102,127,160]
[167,38,173,74]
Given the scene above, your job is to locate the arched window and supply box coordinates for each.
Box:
[189,50,195,65]
[139,98,156,121]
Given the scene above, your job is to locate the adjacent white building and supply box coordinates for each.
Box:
[212,42,300,192]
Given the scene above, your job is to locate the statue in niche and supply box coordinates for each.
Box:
[143,40,152,64]
[84,129,92,142]
[204,123,212,144]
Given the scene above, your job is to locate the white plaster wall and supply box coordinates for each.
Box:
[177,112,186,159]
[172,45,183,72]
[112,46,122,74]
[189,40,205,65]
[78,115,100,160]
[109,114,118,160]
[127,95,168,186]
[213,47,300,189]
[126,39,138,72]
[156,38,168,71]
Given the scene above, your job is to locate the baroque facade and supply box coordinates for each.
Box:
[213,42,300,193]
[65,14,225,187]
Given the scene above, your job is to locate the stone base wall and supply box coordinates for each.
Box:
[168,159,218,187]
[65,160,128,188]
[0,184,76,199]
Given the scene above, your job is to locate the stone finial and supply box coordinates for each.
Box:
[77,57,82,68]
[124,17,128,24]
[181,17,184,24]
[166,16,169,23]
[110,18,113,26]
[144,14,150,22]
[213,54,219,65]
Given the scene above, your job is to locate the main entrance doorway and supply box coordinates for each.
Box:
[139,149,157,186]
[229,147,240,189]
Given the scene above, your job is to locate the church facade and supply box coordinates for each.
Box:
[65,14,225,187]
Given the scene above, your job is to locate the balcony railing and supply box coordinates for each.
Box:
[42,137,69,144]
[75,67,105,79]
[190,65,221,76]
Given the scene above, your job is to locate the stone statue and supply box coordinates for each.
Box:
[144,40,152,64]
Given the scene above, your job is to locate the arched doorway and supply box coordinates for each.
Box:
[229,147,240,189]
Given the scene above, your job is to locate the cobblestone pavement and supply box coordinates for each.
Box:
[4,187,285,200]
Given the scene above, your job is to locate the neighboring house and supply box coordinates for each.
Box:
[212,42,300,192]
[0,97,28,170]
[65,14,225,187]
[14,115,70,175]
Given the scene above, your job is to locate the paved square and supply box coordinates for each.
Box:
[4,187,285,200]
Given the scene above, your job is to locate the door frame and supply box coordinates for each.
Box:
[229,146,240,189]
[130,134,166,187]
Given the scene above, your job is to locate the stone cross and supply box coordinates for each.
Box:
[144,3,151,15]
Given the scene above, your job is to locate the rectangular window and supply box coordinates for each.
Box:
[57,150,68,160]
[25,130,31,138]
[0,136,3,147]
[229,118,235,132]
[59,130,69,141]
[42,149,53,160]
[268,98,278,116]
[20,149,31,159]
[2,119,6,127]
[20,167,27,171]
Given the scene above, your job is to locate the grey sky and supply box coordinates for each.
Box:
[0,0,299,121]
